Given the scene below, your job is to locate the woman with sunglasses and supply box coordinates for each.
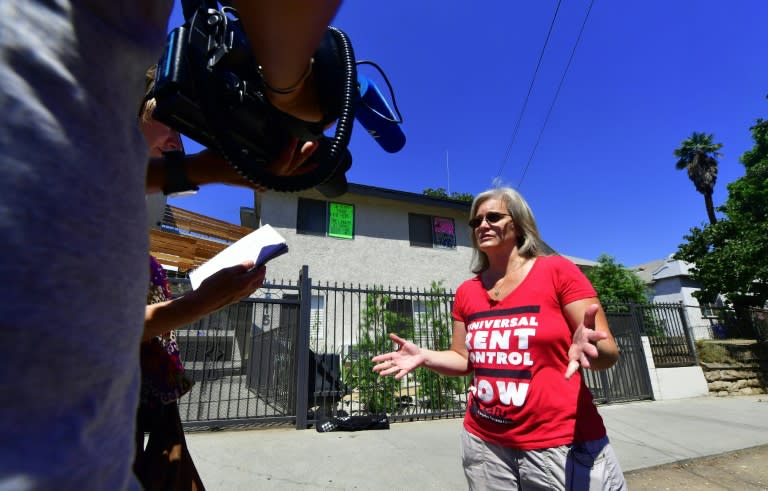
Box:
[373,186,627,490]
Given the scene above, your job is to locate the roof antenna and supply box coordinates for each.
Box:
[446,149,451,194]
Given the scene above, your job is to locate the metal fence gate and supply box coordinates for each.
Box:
[633,303,698,367]
[173,268,673,430]
[175,282,304,430]
[585,310,653,404]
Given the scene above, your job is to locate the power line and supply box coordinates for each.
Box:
[494,0,563,180]
[517,0,595,189]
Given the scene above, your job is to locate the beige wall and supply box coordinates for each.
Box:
[257,188,476,292]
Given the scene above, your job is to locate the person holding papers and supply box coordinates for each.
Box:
[135,69,274,489]
[137,254,265,490]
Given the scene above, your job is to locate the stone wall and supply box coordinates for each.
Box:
[699,341,768,396]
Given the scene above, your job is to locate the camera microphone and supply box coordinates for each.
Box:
[355,74,406,153]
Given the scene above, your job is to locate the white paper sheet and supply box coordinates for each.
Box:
[189,224,288,290]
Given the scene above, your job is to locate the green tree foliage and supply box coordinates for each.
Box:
[423,187,474,203]
[342,287,407,414]
[673,131,723,224]
[584,254,650,304]
[675,119,768,310]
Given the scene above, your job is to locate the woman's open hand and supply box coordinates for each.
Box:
[371,333,425,381]
[565,304,609,379]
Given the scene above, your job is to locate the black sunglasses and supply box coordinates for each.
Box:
[468,212,512,229]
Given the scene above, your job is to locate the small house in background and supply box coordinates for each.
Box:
[632,256,714,339]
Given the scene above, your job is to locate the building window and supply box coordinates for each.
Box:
[310,295,325,342]
[297,198,354,239]
[408,214,456,249]
[297,198,326,236]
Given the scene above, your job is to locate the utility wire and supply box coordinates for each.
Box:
[517,0,595,189]
[494,0,563,180]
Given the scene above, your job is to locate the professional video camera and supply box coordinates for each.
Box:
[151,1,405,197]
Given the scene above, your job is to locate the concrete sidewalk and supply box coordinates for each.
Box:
[186,395,768,490]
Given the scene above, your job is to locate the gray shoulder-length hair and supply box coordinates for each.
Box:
[469,187,545,274]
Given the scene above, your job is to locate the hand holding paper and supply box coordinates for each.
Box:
[189,224,288,290]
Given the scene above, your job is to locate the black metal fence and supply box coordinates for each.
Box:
[605,302,699,368]
[170,270,470,430]
[170,269,689,430]
[696,306,768,342]
[752,308,768,342]
[173,284,304,430]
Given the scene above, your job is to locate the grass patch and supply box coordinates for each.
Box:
[695,340,734,364]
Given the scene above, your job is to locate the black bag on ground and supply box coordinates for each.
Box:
[316,414,390,433]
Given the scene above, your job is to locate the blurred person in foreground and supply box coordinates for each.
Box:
[373,186,627,490]
[0,1,342,489]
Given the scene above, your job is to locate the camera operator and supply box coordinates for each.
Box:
[0,1,342,489]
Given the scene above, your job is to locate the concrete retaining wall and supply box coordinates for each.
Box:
[698,341,768,396]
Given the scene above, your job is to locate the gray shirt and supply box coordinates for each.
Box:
[0,1,173,489]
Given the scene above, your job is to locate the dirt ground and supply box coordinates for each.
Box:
[624,444,768,490]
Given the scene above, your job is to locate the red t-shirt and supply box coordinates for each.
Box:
[452,255,606,450]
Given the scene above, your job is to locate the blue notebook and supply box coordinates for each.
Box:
[255,241,289,268]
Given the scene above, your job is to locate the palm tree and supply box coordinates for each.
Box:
[674,131,722,224]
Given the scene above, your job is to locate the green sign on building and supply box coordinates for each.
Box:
[328,202,354,239]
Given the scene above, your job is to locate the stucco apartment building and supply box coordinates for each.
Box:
[231,183,603,351]
[150,183,596,347]
[243,183,474,291]
[240,182,595,291]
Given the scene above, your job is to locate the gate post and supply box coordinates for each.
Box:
[295,265,312,429]
[629,303,655,400]
[677,302,699,365]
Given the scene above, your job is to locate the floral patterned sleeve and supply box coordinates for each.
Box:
[148,255,173,304]
[140,256,194,407]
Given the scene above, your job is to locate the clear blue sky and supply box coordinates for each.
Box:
[167,1,768,267]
